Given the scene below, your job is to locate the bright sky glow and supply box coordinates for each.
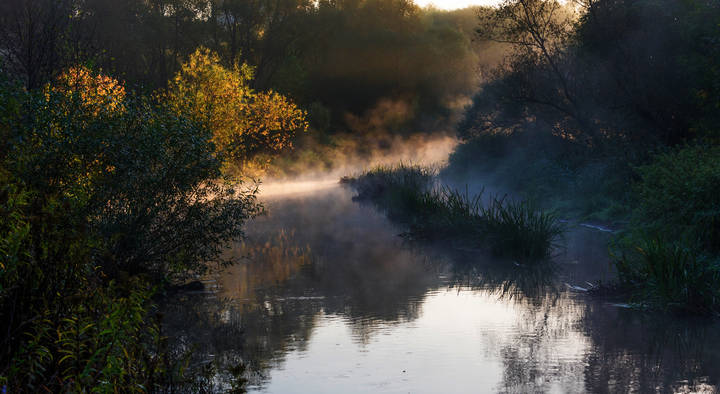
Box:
[416,0,501,10]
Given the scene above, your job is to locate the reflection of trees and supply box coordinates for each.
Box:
[219,229,312,305]
[428,246,720,393]
[581,304,720,393]
[434,248,586,393]
[493,291,588,393]
[161,190,720,393]
[161,190,443,388]
[422,246,560,303]
[161,292,321,389]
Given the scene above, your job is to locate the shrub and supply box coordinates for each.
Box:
[611,144,720,314]
[634,145,720,252]
[0,69,260,390]
[11,78,261,281]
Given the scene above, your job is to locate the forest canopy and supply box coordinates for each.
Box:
[0,0,494,133]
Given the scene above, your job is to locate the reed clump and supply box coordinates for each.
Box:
[344,165,563,262]
[614,237,720,314]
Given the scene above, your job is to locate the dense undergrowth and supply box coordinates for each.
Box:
[0,69,260,390]
[609,145,720,314]
[343,164,563,262]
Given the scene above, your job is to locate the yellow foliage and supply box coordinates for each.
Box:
[162,47,308,165]
[51,66,126,114]
[43,67,126,193]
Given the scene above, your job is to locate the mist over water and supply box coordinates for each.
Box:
[163,174,720,393]
[258,133,458,197]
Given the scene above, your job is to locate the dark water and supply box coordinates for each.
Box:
[164,185,720,393]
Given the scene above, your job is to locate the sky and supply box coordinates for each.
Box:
[414,0,501,10]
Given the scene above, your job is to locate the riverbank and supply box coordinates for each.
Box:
[342,161,720,316]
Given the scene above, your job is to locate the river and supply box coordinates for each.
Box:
[163,183,720,393]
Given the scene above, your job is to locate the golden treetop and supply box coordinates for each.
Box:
[162,47,308,163]
[51,66,126,114]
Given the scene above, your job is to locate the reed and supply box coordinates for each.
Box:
[614,237,720,314]
[346,165,564,262]
[481,198,564,261]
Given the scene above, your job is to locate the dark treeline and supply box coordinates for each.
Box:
[0,0,493,133]
[448,0,720,313]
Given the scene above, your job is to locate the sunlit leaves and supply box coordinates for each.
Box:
[162,47,308,167]
[50,66,126,115]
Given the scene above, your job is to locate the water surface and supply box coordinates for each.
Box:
[164,185,720,393]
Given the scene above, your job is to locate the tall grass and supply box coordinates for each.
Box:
[344,165,564,262]
[614,237,720,314]
[482,198,564,261]
[342,163,435,200]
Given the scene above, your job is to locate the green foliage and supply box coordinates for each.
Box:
[7,279,163,391]
[614,238,720,314]
[15,76,259,280]
[0,69,259,390]
[609,145,720,314]
[634,145,720,252]
[481,198,563,261]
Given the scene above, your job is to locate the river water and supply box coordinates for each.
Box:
[163,184,720,393]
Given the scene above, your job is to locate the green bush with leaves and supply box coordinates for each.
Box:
[634,145,720,252]
[610,144,720,314]
[0,68,259,390]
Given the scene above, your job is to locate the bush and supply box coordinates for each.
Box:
[634,145,720,252]
[610,144,720,314]
[11,77,260,281]
[0,69,260,390]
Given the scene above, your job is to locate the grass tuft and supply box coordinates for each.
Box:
[344,165,564,262]
[482,198,564,261]
[614,237,720,314]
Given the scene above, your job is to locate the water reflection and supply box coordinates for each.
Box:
[162,185,720,393]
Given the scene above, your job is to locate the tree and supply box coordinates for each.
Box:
[50,66,126,115]
[1,67,261,388]
[0,0,75,89]
[162,47,307,167]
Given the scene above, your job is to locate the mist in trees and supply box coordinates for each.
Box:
[1,0,493,132]
[449,0,720,313]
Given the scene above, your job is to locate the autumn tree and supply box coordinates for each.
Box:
[50,66,127,114]
[162,47,307,168]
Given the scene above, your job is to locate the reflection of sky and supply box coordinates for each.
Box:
[184,184,720,393]
[250,289,589,393]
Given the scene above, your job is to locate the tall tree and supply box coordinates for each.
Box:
[0,0,76,89]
